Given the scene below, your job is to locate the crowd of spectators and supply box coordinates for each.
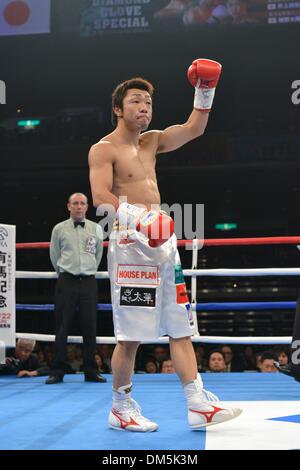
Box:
[0,340,289,377]
[141,344,289,374]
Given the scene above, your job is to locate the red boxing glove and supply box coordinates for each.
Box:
[117,203,174,247]
[137,211,174,247]
[187,58,222,112]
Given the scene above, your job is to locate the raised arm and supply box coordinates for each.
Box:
[156,59,222,154]
[88,141,119,209]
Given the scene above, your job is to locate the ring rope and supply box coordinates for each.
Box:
[15,267,300,279]
[16,301,297,311]
[15,332,292,345]
[15,236,299,345]
[15,235,300,250]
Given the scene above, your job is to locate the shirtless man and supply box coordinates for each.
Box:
[89,58,242,432]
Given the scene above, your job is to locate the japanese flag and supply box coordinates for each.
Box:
[0,0,50,36]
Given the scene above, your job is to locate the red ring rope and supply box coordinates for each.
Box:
[15,236,300,249]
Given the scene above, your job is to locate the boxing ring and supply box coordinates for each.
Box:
[1,236,300,450]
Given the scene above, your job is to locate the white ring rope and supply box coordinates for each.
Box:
[16,333,292,345]
[16,267,300,279]
[16,267,297,345]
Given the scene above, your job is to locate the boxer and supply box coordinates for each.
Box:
[89,59,242,432]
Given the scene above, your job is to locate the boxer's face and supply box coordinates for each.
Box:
[115,88,152,131]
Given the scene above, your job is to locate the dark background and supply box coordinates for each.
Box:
[1,20,300,240]
[1,0,300,337]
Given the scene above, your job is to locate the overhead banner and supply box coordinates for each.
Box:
[0,0,51,36]
[80,0,153,35]
[0,224,15,356]
[77,0,300,37]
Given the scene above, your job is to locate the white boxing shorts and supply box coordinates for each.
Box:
[108,230,195,342]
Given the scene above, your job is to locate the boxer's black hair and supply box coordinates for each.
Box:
[111,77,154,127]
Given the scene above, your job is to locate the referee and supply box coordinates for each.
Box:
[46,192,106,384]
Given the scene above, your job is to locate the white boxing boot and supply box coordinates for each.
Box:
[184,374,242,430]
[108,383,158,432]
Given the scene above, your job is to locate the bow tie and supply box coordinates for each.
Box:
[74,221,85,228]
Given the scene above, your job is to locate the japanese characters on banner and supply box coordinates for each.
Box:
[0,224,16,352]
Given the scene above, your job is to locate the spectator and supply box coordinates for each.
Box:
[273,347,289,366]
[221,345,245,372]
[160,358,176,374]
[259,351,278,373]
[95,353,110,374]
[207,350,227,372]
[66,345,83,372]
[0,339,49,377]
[243,346,257,371]
[152,345,169,369]
[143,358,159,374]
